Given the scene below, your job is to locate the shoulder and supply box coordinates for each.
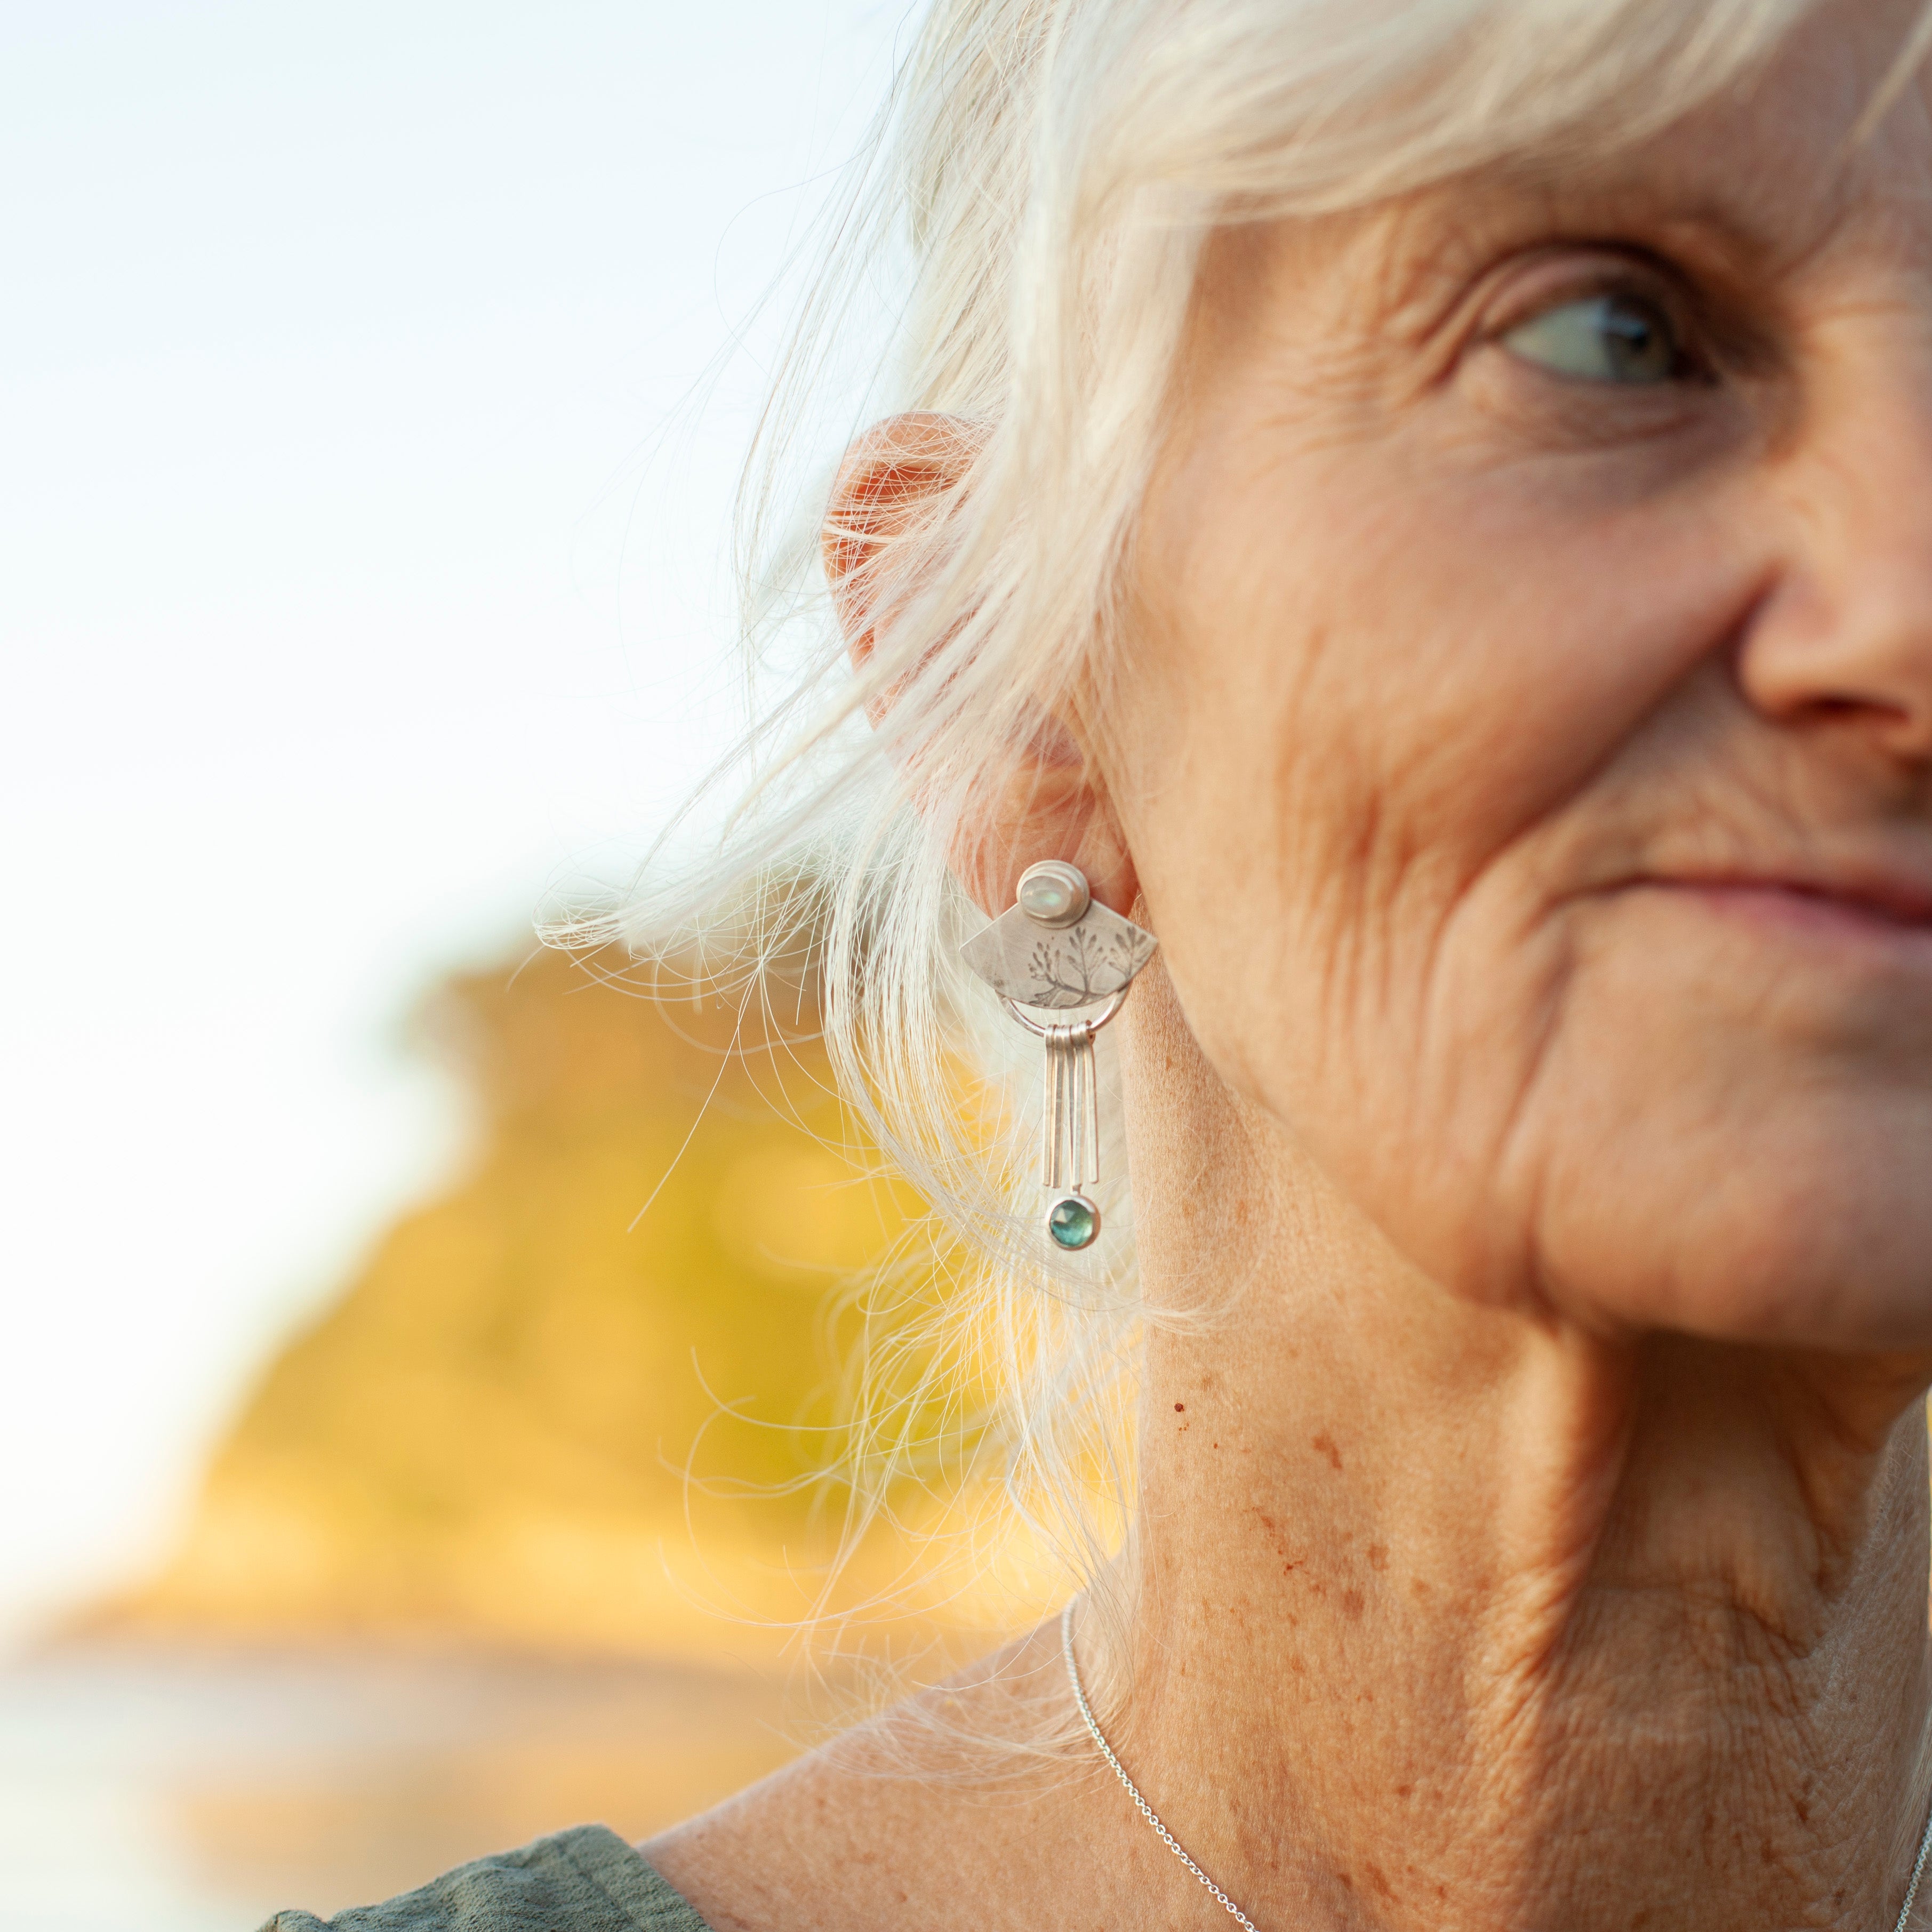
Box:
[642,1627,1084,1932]
[256,1823,714,1932]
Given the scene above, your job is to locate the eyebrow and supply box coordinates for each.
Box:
[1419,148,1859,300]
[1502,170,1787,266]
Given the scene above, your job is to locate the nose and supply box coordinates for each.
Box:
[1738,375,1932,762]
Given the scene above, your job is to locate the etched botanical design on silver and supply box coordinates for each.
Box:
[1023,923,1150,1005]
[959,897,1158,1010]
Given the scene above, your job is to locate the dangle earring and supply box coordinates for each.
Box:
[960,861,1157,1251]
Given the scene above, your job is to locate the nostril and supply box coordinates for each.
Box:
[1797,691,1921,737]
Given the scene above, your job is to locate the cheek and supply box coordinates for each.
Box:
[1494,884,1932,1344]
[1117,427,1768,1293]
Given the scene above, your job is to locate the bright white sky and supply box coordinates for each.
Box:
[0,1,897,1640]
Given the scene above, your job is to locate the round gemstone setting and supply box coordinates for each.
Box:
[1047,1192,1100,1250]
[1016,860,1091,929]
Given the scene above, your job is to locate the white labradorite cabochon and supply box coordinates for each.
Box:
[959,882,1158,1011]
[1015,860,1090,928]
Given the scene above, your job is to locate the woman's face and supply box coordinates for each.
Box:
[1116,7,1932,1349]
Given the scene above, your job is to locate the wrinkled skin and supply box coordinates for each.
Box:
[648,6,1932,1929]
[1124,125,1932,1355]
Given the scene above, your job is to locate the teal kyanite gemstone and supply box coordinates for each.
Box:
[1047,1193,1099,1250]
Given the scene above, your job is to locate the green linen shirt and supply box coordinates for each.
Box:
[258,1824,716,1932]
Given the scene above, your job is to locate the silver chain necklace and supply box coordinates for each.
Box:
[1060,1602,1932,1932]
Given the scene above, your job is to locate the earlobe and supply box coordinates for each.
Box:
[935,660,1142,923]
[822,412,1141,924]
[949,767,1141,928]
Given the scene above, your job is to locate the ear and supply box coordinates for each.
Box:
[824,413,1141,923]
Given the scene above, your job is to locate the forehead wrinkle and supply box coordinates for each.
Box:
[1190,24,1932,414]
[1344,10,1932,317]
[1559,2,1932,276]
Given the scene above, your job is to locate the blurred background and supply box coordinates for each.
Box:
[0,5,949,1926]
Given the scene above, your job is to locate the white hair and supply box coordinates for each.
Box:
[556,0,1930,1730]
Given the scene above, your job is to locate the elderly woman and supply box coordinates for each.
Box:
[270,0,1932,1927]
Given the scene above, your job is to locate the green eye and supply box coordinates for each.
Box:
[1502,291,1684,384]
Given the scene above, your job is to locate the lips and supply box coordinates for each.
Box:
[1639,867,1932,942]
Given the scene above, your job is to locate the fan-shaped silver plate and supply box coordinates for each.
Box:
[959,898,1157,1011]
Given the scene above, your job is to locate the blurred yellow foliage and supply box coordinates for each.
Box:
[123,941,949,1661]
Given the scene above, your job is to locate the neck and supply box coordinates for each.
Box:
[1104,998,1932,1932]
